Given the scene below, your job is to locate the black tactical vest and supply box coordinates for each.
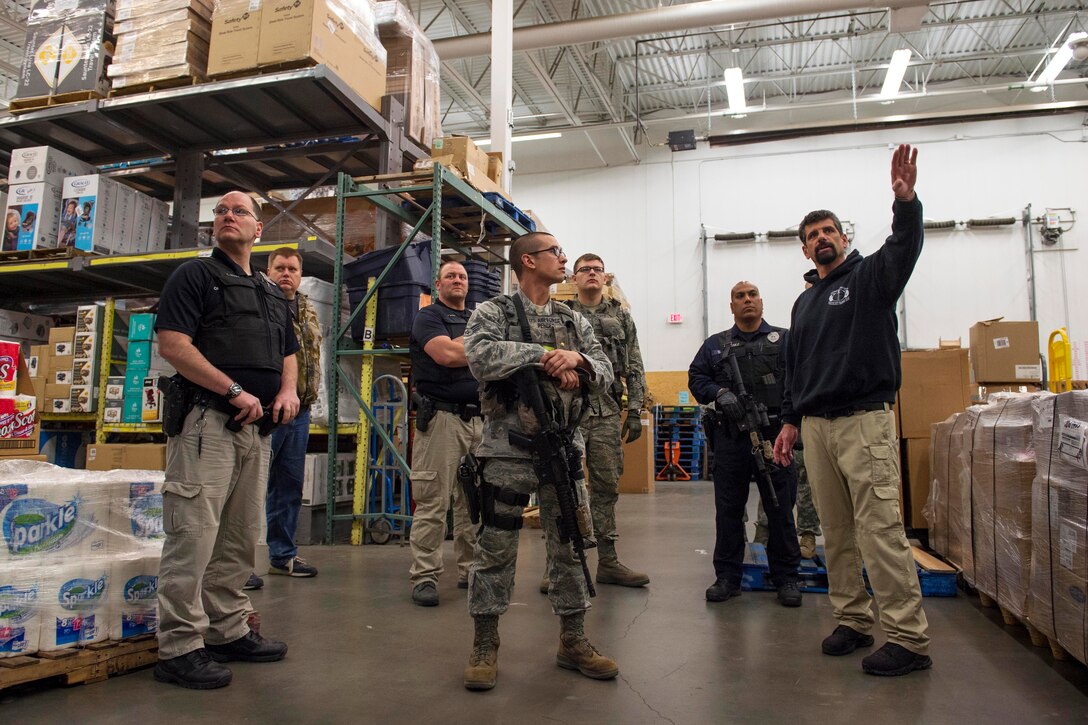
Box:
[714,327,786,413]
[410,302,479,403]
[194,256,288,374]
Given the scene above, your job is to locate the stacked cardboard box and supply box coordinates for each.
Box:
[258,196,413,257]
[967,393,1047,620]
[59,174,169,254]
[13,0,114,103]
[108,0,213,89]
[927,412,971,565]
[375,1,441,147]
[42,326,76,413]
[71,303,104,412]
[969,318,1042,388]
[425,137,508,198]
[5,146,97,251]
[1029,391,1088,665]
[207,0,387,110]
[898,348,975,528]
[122,312,154,423]
[0,309,55,358]
[85,442,166,470]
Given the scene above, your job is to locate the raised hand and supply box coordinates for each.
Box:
[891,143,918,201]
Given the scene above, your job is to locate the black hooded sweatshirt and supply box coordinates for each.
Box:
[784,197,923,417]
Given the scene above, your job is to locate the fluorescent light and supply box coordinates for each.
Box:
[474,132,563,146]
[724,67,746,112]
[880,49,912,98]
[1035,32,1088,85]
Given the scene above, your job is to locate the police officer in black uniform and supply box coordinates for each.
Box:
[688,281,802,607]
[407,260,483,606]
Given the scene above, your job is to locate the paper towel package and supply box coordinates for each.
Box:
[0,564,41,658]
[110,552,159,640]
[108,479,165,553]
[0,480,109,564]
[39,560,111,651]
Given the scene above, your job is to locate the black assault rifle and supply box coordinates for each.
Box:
[726,350,780,509]
[507,368,597,598]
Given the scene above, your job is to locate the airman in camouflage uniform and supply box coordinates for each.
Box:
[462,232,619,691]
[552,253,648,588]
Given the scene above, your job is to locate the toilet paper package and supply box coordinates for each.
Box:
[39,560,111,651]
[0,563,41,658]
[107,479,165,553]
[0,480,110,564]
[110,552,160,640]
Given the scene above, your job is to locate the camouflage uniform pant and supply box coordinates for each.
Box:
[756,448,822,536]
[468,458,590,617]
[579,412,623,558]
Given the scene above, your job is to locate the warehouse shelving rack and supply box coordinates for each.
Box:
[325,164,531,544]
[0,65,427,455]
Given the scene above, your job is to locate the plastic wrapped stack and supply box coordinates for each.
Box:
[1029,390,1088,664]
[967,393,1049,620]
[375,1,442,147]
[926,412,973,569]
[108,0,212,89]
[0,460,164,658]
[13,0,114,103]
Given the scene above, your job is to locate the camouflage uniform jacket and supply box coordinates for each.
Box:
[566,297,646,417]
[464,290,614,459]
[292,291,323,408]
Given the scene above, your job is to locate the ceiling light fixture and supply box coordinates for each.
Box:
[724,67,746,113]
[473,132,563,146]
[1033,31,1088,88]
[880,49,912,99]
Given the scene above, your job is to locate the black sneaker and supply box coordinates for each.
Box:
[412,582,439,607]
[776,580,802,608]
[154,648,232,689]
[243,573,263,591]
[705,579,741,602]
[206,631,288,663]
[862,642,933,676]
[822,625,875,656]
[269,557,318,578]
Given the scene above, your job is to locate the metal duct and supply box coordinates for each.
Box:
[433,1,932,61]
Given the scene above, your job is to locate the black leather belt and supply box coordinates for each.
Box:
[432,399,483,419]
[814,401,891,420]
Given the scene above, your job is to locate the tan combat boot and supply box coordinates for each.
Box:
[799,532,817,560]
[556,613,619,680]
[464,616,499,691]
[596,558,650,587]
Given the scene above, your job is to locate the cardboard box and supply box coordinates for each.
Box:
[59,176,119,253]
[0,310,55,342]
[70,384,96,412]
[76,303,103,333]
[14,20,66,99]
[903,438,930,529]
[85,443,167,471]
[207,0,262,76]
[141,376,162,422]
[5,182,62,251]
[103,402,122,423]
[899,348,974,439]
[969,319,1042,383]
[54,7,113,97]
[48,397,71,413]
[257,0,386,109]
[147,198,170,252]
[430,137,506,197]
[122,393,142,423]
[124,366,148,392]
[617,413,655,494]
[486,151,504,186]
[7,146,97,187]
[106,377,125,400]
[127,340,152,366]
[49,326,75,345]
[52,369,72,385]
[128,313,156,341]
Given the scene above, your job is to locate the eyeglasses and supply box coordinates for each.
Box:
[212,205,255,219]
[526,245,564,259]
[575,265,605,275]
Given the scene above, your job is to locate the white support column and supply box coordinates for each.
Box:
[491,0,514,194]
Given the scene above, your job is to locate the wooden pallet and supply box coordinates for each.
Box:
[975,590,1074,660]
[0,247,95,265]
[0,636,158,692]
[208,58,318,82]
[108,74,204,97]
[7,90,105,114]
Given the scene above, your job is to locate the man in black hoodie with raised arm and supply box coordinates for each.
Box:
[772,145,931,677]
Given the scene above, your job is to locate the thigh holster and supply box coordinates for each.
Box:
[480,476,531,531]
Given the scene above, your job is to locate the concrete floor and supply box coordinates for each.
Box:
[3,481,1086,723]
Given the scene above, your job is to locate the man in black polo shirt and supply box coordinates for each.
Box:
[407,260,483,606]
[152,190,300,689]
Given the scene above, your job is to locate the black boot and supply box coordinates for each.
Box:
[154,649,233,689]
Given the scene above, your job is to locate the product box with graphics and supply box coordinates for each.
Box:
[7,146,97,187]
[59,175,119,252]
[207,0,262,76]
[5,182,63,251]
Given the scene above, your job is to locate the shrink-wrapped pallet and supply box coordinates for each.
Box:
[375,1,442,147]
[108,0,212,88]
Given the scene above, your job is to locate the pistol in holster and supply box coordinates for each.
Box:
[412,391,436,432]
[225,407,278,437]
[158,375,196,437]
[458,453,482,525]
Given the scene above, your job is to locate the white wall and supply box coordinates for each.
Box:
[512,115,1088,377]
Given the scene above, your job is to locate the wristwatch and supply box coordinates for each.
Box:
[225,382,243,400]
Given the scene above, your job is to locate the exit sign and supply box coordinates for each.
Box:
[667,313,683,324]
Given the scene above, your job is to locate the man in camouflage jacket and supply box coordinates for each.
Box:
[461,232,619,691]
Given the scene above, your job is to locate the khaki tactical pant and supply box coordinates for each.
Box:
[801,409,930,655]
[409,410,483,585]
[157,406,270,659]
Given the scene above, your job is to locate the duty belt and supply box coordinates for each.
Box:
[431,399,483,419]
[814,401,891,420]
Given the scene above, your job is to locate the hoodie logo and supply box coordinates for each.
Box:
[828,287,851,306]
